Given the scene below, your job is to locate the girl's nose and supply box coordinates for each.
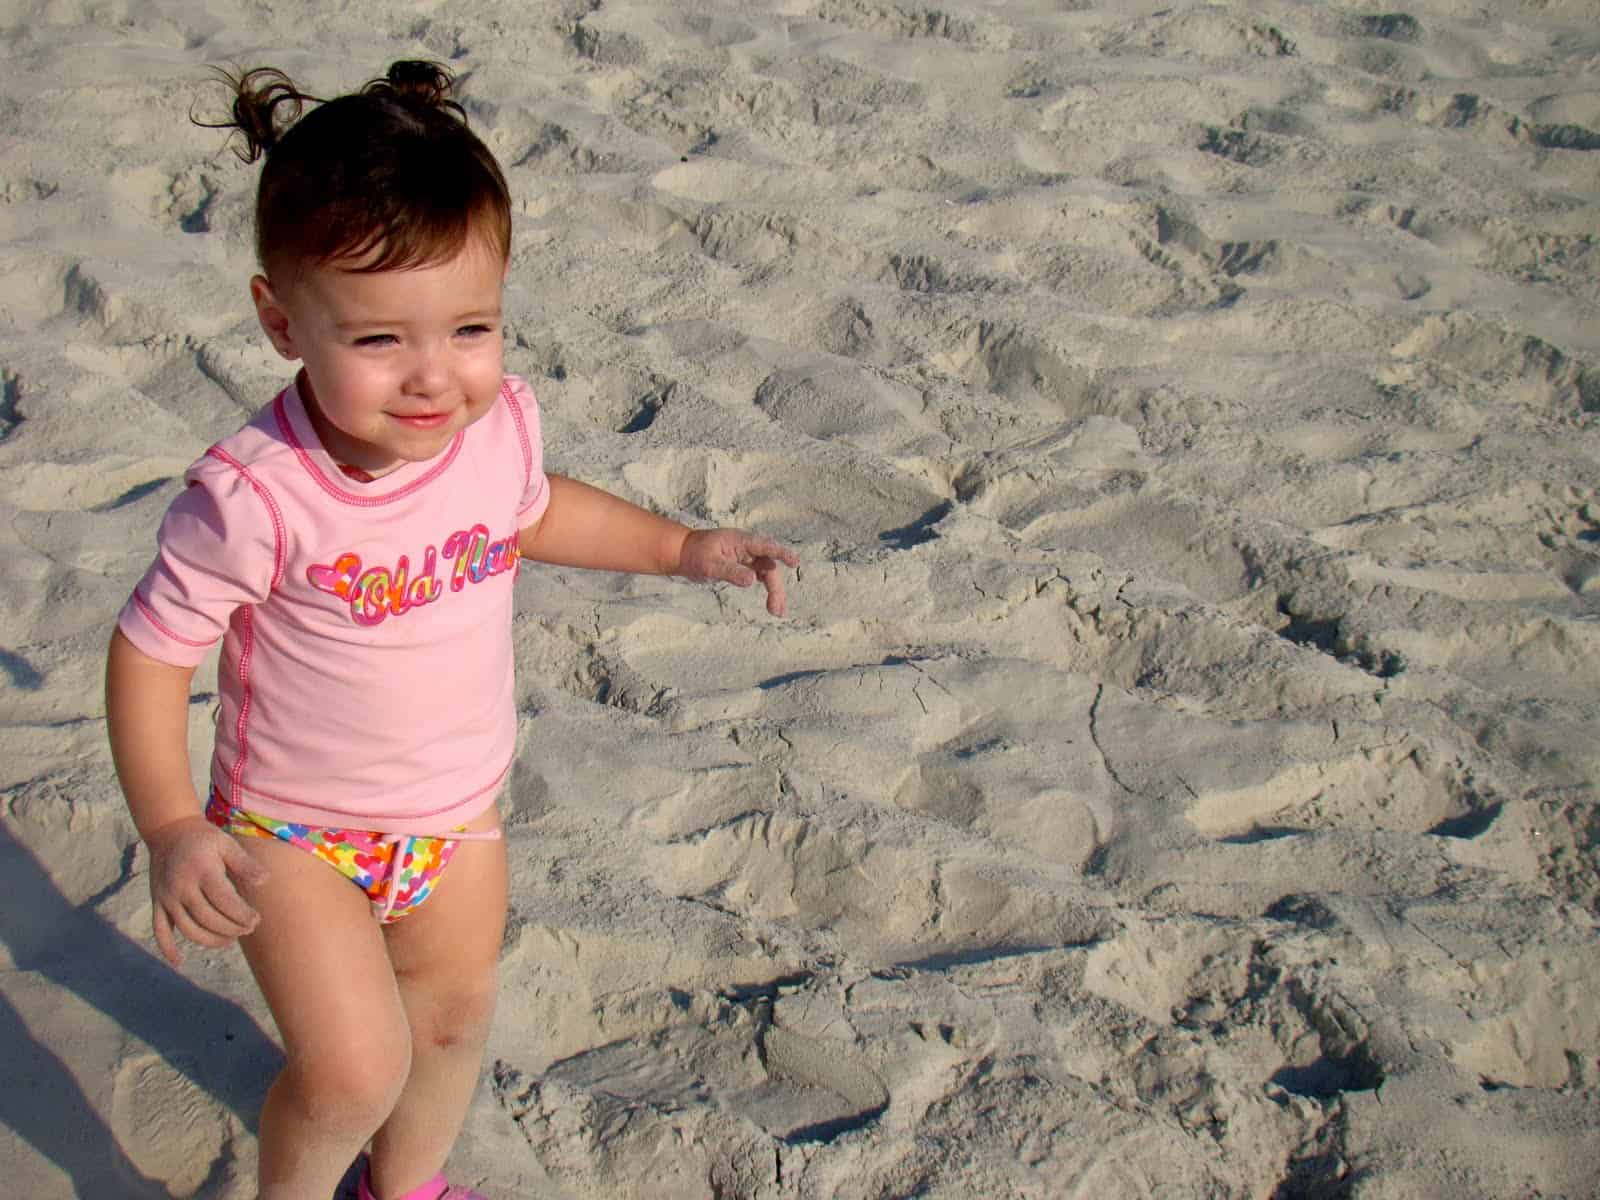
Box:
[401,350,448,396]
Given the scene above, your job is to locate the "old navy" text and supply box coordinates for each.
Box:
[305,523,518,626]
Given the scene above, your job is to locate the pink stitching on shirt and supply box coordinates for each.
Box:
[502,379,533,490]
[131,589,215,648]
[229,604,255,804]
[206,446,288,590]
[505,379,549,521]
[276,390,463,508]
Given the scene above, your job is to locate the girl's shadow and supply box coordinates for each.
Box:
[0,819,284,1197]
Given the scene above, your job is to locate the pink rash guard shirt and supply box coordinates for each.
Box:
[117,374,551,835]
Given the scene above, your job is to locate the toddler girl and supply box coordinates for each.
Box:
[106,60,798,1200]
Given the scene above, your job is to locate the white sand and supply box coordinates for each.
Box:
[3,0,1599,1196]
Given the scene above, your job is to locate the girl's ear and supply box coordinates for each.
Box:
[250,275,300,360]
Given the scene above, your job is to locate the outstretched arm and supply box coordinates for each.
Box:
[518,474,800,615]
[106,629,266,966]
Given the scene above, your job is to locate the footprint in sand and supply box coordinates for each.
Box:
[111,1053,238,1197]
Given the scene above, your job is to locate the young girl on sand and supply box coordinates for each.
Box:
[105,61,798,1200]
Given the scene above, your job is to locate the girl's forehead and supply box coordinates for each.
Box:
[272,223,508,286]
[285,242,507,310]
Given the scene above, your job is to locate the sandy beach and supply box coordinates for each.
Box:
[2,0,1598,1195]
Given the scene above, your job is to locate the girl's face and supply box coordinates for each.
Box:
[249,236,507,475]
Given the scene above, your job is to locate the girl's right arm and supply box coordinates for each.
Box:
[106,628,267,967]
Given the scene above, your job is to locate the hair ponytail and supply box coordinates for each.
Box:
[197,67,321,163]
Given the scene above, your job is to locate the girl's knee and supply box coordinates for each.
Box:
[404,971,498,1053]
[281,1033,414,1133]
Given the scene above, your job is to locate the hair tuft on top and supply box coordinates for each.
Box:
[361,60,465,121]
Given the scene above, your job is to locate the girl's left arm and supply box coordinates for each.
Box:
[518,474,799,615]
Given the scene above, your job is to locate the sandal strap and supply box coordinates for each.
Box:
[360,1168,484,1200]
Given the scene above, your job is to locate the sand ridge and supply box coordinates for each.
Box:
[2,0,1598,1196]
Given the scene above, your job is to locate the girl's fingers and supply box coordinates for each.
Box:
[771,544,801,567]
[680,530,795,611]
[171,901,237,949]
[741,539,797,615]
[221,837,270,887]
[722,547,791,614]
[198,874,261,935]
[759,564,789,616]
[152,905,183,968]
[147,826,270,966]
[736,536,799,567]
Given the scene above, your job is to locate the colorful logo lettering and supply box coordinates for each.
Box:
[306,525,518,626]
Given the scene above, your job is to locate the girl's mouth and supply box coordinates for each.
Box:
[392,412,450,429]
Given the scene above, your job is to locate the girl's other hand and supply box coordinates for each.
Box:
[143,815,269,967]
[676,529,800,617]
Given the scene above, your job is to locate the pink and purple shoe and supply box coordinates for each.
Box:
[357,1168,487,1200]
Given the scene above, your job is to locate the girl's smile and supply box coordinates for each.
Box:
[250,236,508,475]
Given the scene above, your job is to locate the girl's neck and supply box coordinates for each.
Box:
[335,461,381,483]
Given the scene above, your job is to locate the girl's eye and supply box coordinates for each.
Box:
[353,334,397,347]
[457,324,494,337]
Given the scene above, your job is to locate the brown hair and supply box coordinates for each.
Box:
[199,60,511,279]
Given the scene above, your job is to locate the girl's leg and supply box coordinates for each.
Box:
[367,808,508,1198]
[233,835,413,1200]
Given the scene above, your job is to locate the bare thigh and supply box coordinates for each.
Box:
[382,804,508,1018]
[233,833,411,1066]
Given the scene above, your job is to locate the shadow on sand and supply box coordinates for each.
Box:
[0,818,283,1196]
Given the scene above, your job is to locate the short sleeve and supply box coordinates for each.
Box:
[504,375,551,529]
[117,454,282,667]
